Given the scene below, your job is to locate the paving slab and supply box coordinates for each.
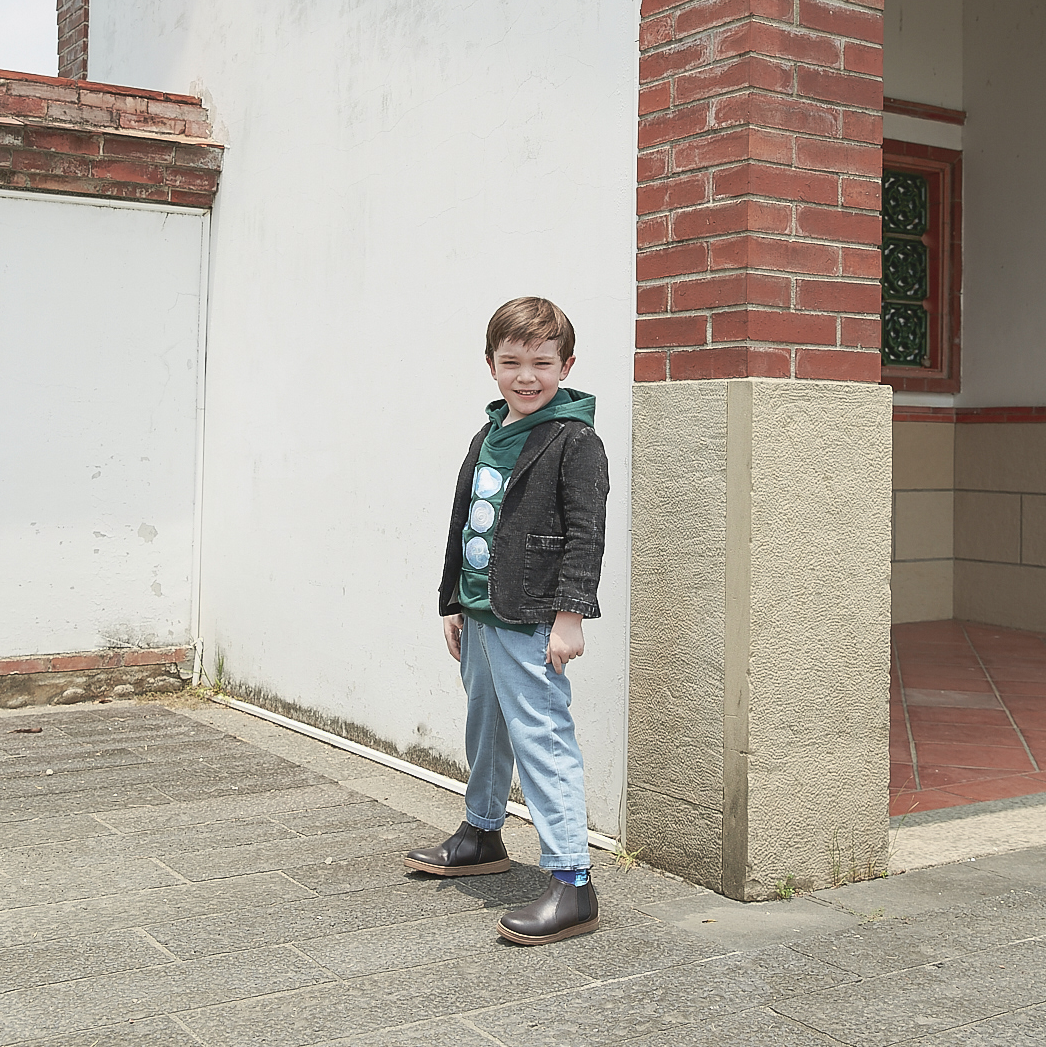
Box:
[0,855,186,908]
[0,870,317,947]
[478,947,854,1047]
[900,1002,1046,1047]
[0,782,176,821]
[320,1017,515,1047]
[285,843,432,895]
[773,938,1046,1047]
[143,882,490,959]
[0,945,334,1044]
[6,700,1046,1047]
[14,1015,207,1047]
[615,1007,849,1047]
[789,886,1046,978]
[94,781,355,833]
[1,815,305,872]
[0,928,173,994]
[811,858,1022,919]
[159,823,424,883]
[296,907,520,979]
[1,812,117,849]
[638,893,857,953]
[179,949,591,1047]
[270,799,415,836]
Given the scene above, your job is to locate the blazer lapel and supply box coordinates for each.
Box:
[505,421,562,494]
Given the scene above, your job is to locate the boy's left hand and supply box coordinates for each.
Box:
[547,611,584,674]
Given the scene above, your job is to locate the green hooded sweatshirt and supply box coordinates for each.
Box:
[458,387,597,632]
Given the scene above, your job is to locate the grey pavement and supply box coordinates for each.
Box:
[2,701,1046,1046]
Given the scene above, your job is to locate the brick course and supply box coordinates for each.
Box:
[1,646,188,676]
[636,0,883,382]
[0,70,223,207]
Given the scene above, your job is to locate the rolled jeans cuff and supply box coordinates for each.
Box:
[465,807,505,832]
[539,851,592,871]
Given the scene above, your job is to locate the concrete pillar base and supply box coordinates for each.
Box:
[628,378,892,901]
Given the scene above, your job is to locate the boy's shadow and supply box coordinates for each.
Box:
[404,860,546,907]
[404,862,551,946]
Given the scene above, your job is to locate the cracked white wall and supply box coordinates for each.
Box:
[89,0,636,834]
[0,193,206,655]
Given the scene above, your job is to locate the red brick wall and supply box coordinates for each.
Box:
[0,71,223,207]
[57,0,89,81]
[636,0,884,383]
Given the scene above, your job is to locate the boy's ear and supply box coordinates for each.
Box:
[487,356,498,379]
[560,355,576,380]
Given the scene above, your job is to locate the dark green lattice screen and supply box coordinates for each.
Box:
[881,169,929,366]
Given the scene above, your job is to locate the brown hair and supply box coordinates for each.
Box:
[485,297,576,364]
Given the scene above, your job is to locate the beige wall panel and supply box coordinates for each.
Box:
[630,382,728,829]
[894,491,954,561]
[626,786,723,886]
[955,425,1046,494]
[893,421,954,491]
[743,381,893,898]
[891,560,954,623]
[955,560,1046,632]
[954,491,1021,563]
[1023,495,1046,567]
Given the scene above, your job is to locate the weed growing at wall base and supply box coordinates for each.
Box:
[612,843,646,872]
[827,826,891,888]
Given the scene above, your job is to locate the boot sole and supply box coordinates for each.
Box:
[495,915,600,945]
[403,857,511,876]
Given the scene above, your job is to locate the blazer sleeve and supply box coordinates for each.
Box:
[553,426,610,618]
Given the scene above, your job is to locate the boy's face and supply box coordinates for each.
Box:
[488,338,575,424]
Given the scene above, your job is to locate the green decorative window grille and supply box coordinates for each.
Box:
[880,139,961,393]
[881,169,930,366]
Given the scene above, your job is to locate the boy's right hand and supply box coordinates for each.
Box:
[443,614,465,662]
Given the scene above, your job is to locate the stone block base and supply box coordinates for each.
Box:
[629,379,892,900]
[0,648,191,708]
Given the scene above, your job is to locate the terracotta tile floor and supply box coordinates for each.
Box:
[891,619,1046,816]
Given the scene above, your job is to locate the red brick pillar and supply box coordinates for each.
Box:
[57,0,89,81]
[635,0,883,385]
[628,1,892,900]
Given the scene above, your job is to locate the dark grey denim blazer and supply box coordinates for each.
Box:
[438,418,610,624]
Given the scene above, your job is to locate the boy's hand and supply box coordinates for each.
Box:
[443,614,465,662]
[547,611,584,674]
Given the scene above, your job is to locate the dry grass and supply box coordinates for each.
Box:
[125,684,220,711]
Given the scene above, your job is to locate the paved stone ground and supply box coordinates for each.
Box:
[2,701,1046,1047]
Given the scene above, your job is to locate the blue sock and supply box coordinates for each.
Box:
[553,868,590,887]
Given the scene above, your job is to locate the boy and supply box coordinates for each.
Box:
[405,296,610,945]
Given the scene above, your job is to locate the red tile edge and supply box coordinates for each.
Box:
[892,406,1046,424]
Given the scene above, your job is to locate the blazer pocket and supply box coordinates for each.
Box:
[523,533,566,598]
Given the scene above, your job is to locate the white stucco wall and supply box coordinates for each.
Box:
[883,0,963,409]
[89,1,636,834]
[0,193,206,656]
[960,0,1046,406]
[883,0,963,111]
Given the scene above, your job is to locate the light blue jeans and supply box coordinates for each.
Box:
[460,617,591,870]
